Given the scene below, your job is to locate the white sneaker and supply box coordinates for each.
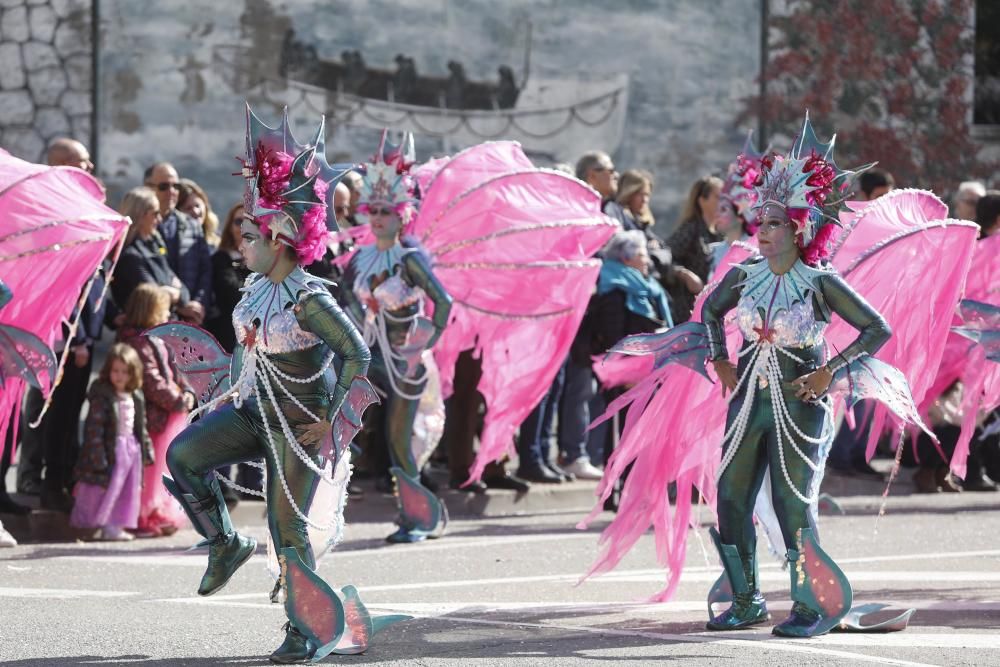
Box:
[0,525,17,548]
[100,526,134,542]
[562,458,604,480]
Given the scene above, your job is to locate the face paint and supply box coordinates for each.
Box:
[367,203,403,241]
[239,218,281,274]
[757,215,798,259]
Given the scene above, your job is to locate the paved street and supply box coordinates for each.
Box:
[1,488,999,666]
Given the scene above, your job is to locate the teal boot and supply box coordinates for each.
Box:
[705,528,769,631]
[268,622,317,664]
[772,528,853,637]
[163,476,257,596]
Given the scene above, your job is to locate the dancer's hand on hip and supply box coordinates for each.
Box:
[793,366,833,402]
[298,420,332,446]
[712,359,738,396]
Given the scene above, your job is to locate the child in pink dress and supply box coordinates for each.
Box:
[118,284,195,537]
[71,343,154,541]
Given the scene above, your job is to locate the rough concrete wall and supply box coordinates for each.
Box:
[0,0,92,163]
[98,0,761,228]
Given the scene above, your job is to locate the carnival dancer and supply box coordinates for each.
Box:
[709,132,765,276]
[339,132,453,543]
[581,115,977,638]
[161,106,398,663]
[331,135,617,539]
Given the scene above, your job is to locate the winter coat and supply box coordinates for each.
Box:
[117,326,192,434]
[74,381,154,488]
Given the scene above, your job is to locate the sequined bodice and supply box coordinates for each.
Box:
[232,268,324,354]
[736,298,826,348]
[116,393,135,438]
[732,258,831,349]
[351,244,425,314]
[355,274,425,313]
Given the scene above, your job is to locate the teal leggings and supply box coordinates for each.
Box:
[716,388,825,558]
[166,401,322,569]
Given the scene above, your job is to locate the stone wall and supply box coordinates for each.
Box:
[0,0,92,163]
[97,0,763,227]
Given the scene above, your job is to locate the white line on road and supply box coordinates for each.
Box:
[42,545,1000,570]
[161,594,1000,616]
[150,594,1000,656]
[0,587,139,599]
[387,610,942,667]
[147,595,944,664]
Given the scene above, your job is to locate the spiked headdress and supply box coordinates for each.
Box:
[721,130,767,219]
[357,129,417,215]
[749,113,872,249]
[240,104,350,264]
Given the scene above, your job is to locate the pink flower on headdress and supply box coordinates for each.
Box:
[254,145,293,211]
[295,178,330,265]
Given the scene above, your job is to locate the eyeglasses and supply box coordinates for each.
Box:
[153,182,181,192]
[335,205,351,215]
[367,207,393,216]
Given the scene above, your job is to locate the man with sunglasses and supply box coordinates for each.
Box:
[143,162,211,325]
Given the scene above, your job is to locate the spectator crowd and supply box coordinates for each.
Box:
[1,135,999,549]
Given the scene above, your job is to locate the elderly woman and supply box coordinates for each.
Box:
[586,231,673,475]
[593,231,673,352]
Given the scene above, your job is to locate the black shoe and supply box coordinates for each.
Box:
[0,494,30,516]
[516,463,563,484]
[961,474,998,492]
[269,622,317,664]
[545,462,576,482]
[484,473,531,492]
[851,460,886,481]
[449,478,488,494]
[375,475,394,494]
[40,488,73,513]
[16,480,40,496]
[420,470,439,494]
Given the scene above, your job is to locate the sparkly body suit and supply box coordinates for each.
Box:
[704,257,890,559]
[341,243,452,537]
[166,267,370,592]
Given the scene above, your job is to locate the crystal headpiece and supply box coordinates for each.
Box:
[358,129,417,210]
[240,104,351,263]
[722,130,767,217]
[750,112,871,246]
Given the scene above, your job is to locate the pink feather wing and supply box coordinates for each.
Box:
[414,143,615,481]
[829,190,978,461]
[0,150,129,457]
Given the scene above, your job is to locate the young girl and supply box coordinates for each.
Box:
[71,343,154,540]
[119,283,195,536]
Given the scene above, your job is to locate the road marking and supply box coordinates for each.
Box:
[149,596,944,663]
[152,594,1000,654]
[376,611,941,666]
[160,594,1000,617]
[0,587,139,599]
[41,545,1000,569]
